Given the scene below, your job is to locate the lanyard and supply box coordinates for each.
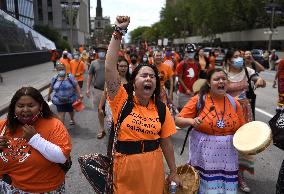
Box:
[210,96,226,128]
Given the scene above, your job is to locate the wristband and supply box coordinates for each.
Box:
[114,25,128,36]
[112,31,122,40]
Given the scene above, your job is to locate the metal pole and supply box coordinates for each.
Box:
[268,5,275,51]
[69,0,73,51]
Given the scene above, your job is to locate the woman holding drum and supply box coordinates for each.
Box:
[224,49,266,193]
[176,68,245,194]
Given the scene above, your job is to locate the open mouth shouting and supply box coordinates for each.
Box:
[217,85,225,91]
[144,83,153,93]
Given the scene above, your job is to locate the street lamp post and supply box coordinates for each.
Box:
[61,1,80,51]
[265,1,283,51]
[268,4,275,51]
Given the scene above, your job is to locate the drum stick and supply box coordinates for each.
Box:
[201,105,215,120]
[180,105,215,155]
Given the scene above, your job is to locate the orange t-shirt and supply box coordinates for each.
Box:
[0,118,72,192]
[108,85,176,141]
[179,94,245,135]
[156,63,174,88]
[59,58,71,74]
[79,46,84,53]
[70,59,85,81]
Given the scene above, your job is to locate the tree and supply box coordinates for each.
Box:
[129,26,150,44]
[34,24,70,50]
[129,0,284,45]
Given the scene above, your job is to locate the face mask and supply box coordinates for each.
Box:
[131,59,137,64]
[17,111,41,125]
[232,57,244,69]
[143,57,147,62]
[74,55,79,60]
[188,53,195,59]
[58,70,66,77]
[165,51,171,57]
[98,52,105,59]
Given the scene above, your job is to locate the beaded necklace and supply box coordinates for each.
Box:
[210,96,226,128]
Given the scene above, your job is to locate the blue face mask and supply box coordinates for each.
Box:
[188,53,195,59]
[232,57,244,69]
[165,51,171,57]
[58,70,66,77]
[98,52,105,59]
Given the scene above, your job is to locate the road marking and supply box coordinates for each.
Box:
[255,107,274,118]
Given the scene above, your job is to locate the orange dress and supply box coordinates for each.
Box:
[109,85,176,194]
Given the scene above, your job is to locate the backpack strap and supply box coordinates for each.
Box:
[51,75,58,89]
[52,74,75,89]
[226,94,236,112]
[66,73,76,89]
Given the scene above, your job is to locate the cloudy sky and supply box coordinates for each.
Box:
[90,0,166,32]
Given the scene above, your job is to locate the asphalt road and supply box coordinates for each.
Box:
[43,70,280,194]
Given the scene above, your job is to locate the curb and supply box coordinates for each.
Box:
[0,83,50,116]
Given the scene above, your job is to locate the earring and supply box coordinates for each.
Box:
[14,115,18,119]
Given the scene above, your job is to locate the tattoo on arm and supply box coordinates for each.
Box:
[106,78,121,99]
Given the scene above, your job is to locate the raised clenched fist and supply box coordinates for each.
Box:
[115,16,130,30]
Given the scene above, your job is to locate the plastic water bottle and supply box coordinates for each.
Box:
[169,181,177,194]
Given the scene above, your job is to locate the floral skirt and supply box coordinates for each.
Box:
[0,180,65,194]
[189,129,238,194]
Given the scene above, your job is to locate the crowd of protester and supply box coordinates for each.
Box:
[1,15,284,194]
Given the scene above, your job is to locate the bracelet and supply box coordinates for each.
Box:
[112,31,122,40]
[114,25,128,36]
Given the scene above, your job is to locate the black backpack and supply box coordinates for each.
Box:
[107,84,166,156]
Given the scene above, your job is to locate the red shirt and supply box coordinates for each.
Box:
[278,59,284,94]
[176,60,199,93]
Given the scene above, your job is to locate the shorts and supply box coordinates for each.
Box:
[56,103,73,113]
[91,87,104,109]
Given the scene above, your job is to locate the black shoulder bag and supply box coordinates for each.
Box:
[269,109,284,150]
[244,67,257,121]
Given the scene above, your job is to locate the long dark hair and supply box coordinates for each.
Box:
[117,56,131,82]
[198,68,228,110]
[7,87,55,133]
[224,48,241,69]
[129,64,161,105]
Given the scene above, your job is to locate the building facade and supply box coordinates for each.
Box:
[91,0,110,45]
[33,0,90,49]
[0,0,34,27]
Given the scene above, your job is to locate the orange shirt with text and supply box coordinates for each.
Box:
[109,85,176,141]
[0,118,72,192]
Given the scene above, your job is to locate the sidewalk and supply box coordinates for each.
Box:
[0,62,56,115]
